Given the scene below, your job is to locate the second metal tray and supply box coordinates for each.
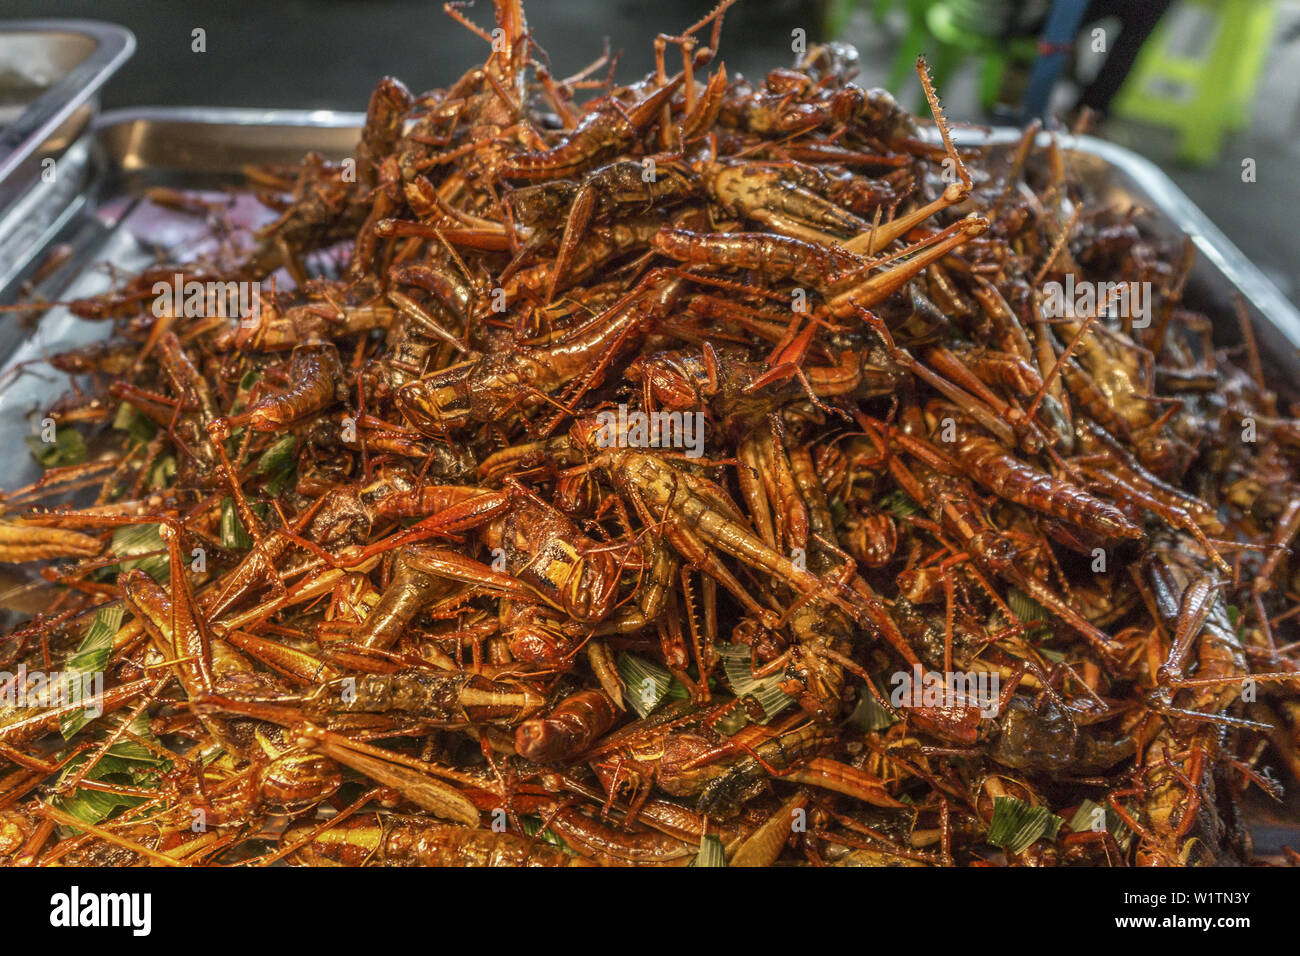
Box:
[0,21,134,214]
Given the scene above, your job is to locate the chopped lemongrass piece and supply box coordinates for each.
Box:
[844,681,896,731]
[616,652,674,718]
[689,834,726,867]
[60,604,125,738]
[1007,587,1049,623]
[716,643,794,721]
[877,489,919,518]
[25,427,87,469]
[987,796,1062,854]
[220,497,254,550]
[1068,799,1133,852]
[105,523,169,583]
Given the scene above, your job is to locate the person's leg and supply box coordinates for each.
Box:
[1077,0,1177,114]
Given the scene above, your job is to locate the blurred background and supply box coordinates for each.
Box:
[4,0,1299,300]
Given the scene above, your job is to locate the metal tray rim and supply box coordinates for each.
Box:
[94,104,366,132]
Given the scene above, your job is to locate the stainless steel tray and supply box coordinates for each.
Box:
[0,107,1298,498]
[0,21,134,215]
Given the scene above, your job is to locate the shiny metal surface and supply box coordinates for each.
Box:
[0,21,134,205]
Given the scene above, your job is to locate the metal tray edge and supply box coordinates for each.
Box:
[94,104,365,133]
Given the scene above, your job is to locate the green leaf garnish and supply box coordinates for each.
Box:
[987,796,1062,854]
[51,715,168,827]
[520,815,571,851]
[255,434,296,475]
[60,605,124,738]
[255,435,297,494]
[716,643,794,722]
[25,427,87,468]
[112,402,158,443]
[689,834,726,867]
[844,680,897,731]
[146,455,176,491]
[220,497,254,550]
[616,652,675,718]
[877,489,919,518]
[103,523,169,583]
[1007,587,1049,623]
[1068,799,1133,851]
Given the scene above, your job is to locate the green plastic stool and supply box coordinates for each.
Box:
[872,0,904,24]
[887,0,1039,111]
[823,0,900,36]
[1112,0,1278,165]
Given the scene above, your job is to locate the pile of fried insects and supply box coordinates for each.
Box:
[1,0,1298,867]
